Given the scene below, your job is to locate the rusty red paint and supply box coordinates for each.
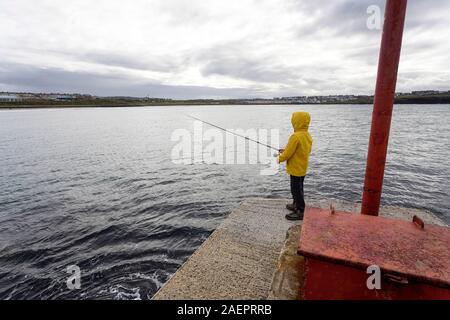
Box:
[302,258,450,300]
[298,208,450,290]
[361,0,408,216]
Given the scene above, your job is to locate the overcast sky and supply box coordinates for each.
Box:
[1,0,449,98]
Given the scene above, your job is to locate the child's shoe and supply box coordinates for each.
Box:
[285,210,304,221]
[286,203,296,211]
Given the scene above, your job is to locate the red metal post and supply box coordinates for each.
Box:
[361,0,408,216]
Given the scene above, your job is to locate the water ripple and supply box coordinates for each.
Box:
[0,104,449,299]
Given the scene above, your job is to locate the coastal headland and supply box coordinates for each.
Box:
[1,90,450,108]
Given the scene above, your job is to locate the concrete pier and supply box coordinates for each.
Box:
[153,198,446,300]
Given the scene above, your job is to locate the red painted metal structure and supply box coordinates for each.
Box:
[297,0,450,300]
[361,0,408,216]
[298,208,450,300]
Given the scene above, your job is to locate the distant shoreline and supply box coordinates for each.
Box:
[1,101,450,110]
[2,90,450,109]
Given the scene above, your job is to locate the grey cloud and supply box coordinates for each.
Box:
[293,0,449,39]
[194,42,295,83]
[292,0,384,39]
[196,42,342,85]
[45,49,186,73]
[0,63,265,99]
[345,45,379,65]
[1,0,449,98]
[81,52,183,73]
[404,0,450,30]
[201,56,299,84]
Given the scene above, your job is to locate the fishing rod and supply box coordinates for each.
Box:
[186,114,280,153]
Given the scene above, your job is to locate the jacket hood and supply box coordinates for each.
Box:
[291,112,311,131]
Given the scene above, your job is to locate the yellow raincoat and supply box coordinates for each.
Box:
[278,112,313,177]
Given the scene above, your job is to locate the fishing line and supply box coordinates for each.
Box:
[186,114,280,153]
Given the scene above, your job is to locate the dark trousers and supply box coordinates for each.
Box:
[290,175,305,213]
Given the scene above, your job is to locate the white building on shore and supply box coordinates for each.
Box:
[0,94,22,102]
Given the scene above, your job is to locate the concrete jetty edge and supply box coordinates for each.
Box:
[152,198,446,300]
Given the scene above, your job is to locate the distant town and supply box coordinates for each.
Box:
[1,90,450,108]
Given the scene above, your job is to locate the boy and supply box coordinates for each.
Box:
[278,112,313,220]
